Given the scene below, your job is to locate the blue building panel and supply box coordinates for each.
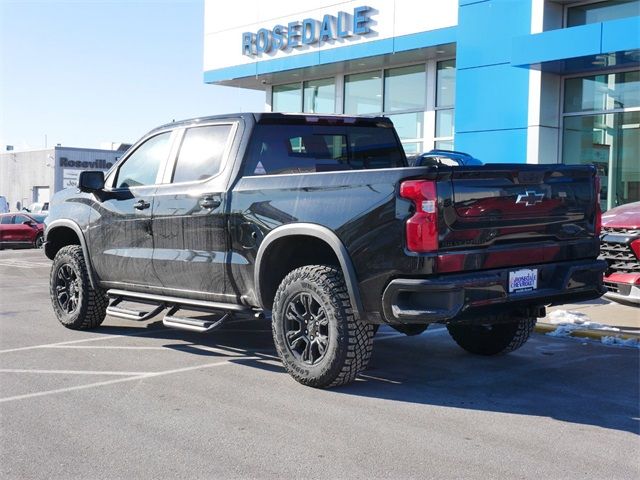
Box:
[204,63,257,83]
[457,0,531,70]
[455,128,528,164]
[392,27,457,53]
[455,63,530,133]
[511,23,602,67]
[601,16,640,53]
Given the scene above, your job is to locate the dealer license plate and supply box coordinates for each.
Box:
[508,268,538,293]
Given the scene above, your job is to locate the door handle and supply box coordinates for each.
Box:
[199,196,221,210]
[133,199,150,210]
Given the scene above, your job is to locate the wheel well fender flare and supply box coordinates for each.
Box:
[254,223,364,320]
[45,219,98,289]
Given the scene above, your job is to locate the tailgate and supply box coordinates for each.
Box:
[439,164,598,249]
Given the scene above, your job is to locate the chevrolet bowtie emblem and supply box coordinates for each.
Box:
[515,190,544,206]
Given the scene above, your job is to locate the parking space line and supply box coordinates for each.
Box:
[44,345,170,350]
[0,329,170,354]
[0,359,244,403]
[0,369,151,376]
[0,260,51,268]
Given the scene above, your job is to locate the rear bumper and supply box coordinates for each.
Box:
[382,259,607,324]
[603,272,640,306]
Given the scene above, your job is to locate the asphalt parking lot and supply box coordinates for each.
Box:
[0,248,638,479]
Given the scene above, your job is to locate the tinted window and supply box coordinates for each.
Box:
[0,215,12,224]
[115,132,172,188]
[243,124,405,176]
[172,125,232,183]
[13,215,30,224]
[567,0,639,27]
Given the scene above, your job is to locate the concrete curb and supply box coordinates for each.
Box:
[535,323,640,342]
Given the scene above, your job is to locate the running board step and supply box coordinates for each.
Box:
[162,310,229,333]
[106,299,165,321]
[106,289,248,312]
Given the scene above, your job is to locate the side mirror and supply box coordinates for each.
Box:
[78,171,105,193]
[23,220,36,226]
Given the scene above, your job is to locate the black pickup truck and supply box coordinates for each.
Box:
[44,113,606,388]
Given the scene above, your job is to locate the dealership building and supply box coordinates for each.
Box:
[0,146,125,212]
[203,0,639,209]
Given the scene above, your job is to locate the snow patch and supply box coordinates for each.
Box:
[546,309,620,333]
[601,336,640,349]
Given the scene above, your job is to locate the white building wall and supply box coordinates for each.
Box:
[0,149,55,211]
[204,0,458,73]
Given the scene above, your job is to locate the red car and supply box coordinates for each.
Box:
[600,201,640,306]
[0,212,46,249]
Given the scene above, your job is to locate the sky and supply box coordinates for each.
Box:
[0,0,264,151]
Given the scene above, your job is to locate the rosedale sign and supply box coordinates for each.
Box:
[241,5,375,56]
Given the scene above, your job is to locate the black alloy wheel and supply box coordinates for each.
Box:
[283,292,330,365]
[272,265,374,388]
[54,263,80,314]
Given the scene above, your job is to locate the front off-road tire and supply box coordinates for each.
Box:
[272,265,374,388]
[446,315,536,355]
[50,245,107,330]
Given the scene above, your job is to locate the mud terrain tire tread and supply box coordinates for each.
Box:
[272,265,374,388]
[446,315,536,355]
[50,245,107,330]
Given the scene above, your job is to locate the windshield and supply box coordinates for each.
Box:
[30,214,47,223]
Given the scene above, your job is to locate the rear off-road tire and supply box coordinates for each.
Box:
[50,245,107,330]
[272,265,374,388]
[446,315,536,355]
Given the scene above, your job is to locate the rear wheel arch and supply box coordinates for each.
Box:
[254,224,364,319]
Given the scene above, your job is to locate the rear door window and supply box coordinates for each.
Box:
[0,215,12,224]
[171,124,232,183]
[243,124,405,176]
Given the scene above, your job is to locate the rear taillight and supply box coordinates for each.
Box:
[594,175,602,236]
[400,180,438,252]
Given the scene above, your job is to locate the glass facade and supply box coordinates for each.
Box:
[272,83,301,112]
[562,69,640,210]
[271,60,455,155]
[435,59,456,149]
[303,78,335,113]
[384,65,426,112]
[564,71,639,113]
[566,1,640,27]
[344,72,382,114]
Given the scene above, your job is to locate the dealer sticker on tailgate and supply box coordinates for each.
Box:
[509,268,538,293]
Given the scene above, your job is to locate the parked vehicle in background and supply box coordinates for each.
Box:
[409,149,483,167]
[44,113,605,388]
[600,201,640,306]
[0,196,9,213]
[0,212,46,249]
[25,202,49,214]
